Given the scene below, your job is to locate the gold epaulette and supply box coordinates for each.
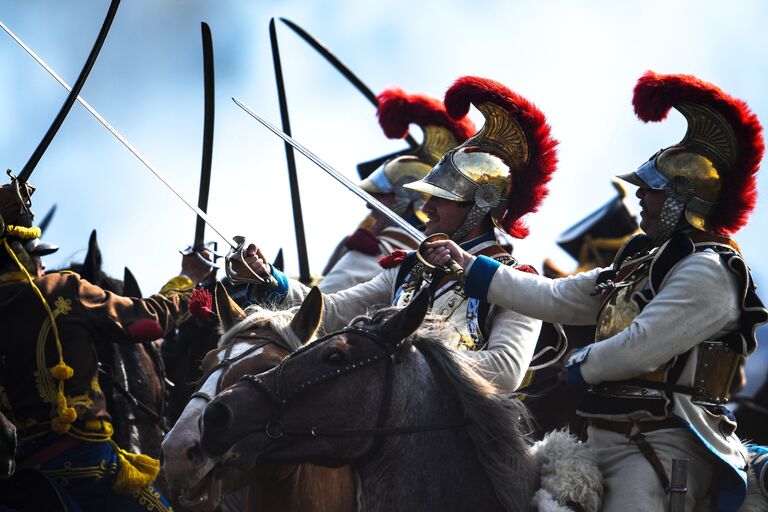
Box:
[159,275,194,297]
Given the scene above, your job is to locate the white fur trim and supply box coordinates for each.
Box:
[531,430,603,512]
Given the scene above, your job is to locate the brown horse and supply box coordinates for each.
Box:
[200,288,538,512]
[161,284,355,511]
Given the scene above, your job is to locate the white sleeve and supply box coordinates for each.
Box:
[580,251,741,384]
[318,250,386,294]
[485,266,605,325]
[463,308,541,393]
[317,267,398,332]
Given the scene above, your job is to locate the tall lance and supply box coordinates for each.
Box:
[1,0,121,212]
[269,18,311,284]
[180,21,221,269]
[279,18,416,177]
[232,98,464,277]
[1,19,276,287]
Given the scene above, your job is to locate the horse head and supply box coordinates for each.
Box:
[161,283,323,510]
[199,289,537,511]
[199,289,434,468]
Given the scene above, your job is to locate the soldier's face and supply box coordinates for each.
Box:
[367,193,395,220]
[422,196,472,237]
[636,187,667,238]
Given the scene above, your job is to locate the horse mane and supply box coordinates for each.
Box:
[217,304,309,353]
[351,308,536,511]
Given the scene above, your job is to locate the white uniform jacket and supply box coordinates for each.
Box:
[462,232,768,510]
[257,232,541,393]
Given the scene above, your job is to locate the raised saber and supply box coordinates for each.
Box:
[233,97,424,242]
[2,21,277,286]
[15,0,120,184]
[232,97,464,276]
[1,20,236,248]
[279,18,418,149]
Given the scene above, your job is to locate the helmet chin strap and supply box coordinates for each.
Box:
[653,176,695,245]
[450,203,490,243]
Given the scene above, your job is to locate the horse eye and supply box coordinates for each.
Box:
[323,350,345,365]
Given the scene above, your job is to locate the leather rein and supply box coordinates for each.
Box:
[190,336,276,403]
[238,326,466,466]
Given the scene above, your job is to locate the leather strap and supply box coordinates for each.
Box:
[590,417,681,435]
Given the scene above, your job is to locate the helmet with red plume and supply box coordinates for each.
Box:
[360,88,476,222]
[620,71,764,238]
[405,76,558,240]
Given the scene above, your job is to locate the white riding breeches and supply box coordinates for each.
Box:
[588,426,715,512]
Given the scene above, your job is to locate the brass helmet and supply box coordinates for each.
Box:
[359,88,475,223]
[620,71,764,241]
[405,76,558,241]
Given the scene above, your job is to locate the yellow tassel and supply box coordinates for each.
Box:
[51,362,74,380]
[110,442,160,494]
[51,416,72,434]
[4,224,41,240]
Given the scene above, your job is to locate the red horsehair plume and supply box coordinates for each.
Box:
[376,88,476,143]
[444,76,559,238]
[633,70,764,235]
[189,287,215,321]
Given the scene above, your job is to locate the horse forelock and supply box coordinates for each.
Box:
[351,306,536,511]
[217,304,309,352]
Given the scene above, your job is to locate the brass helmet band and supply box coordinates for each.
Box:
[619,152,717,234]
[360,155,432,221]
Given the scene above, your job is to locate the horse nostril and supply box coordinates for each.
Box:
[204,401,233,432]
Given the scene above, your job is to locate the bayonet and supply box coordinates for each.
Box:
[270,18,311,284]
[2,21,275,286]
[279,18,418,149]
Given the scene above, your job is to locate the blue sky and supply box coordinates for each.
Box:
[2,0,767,389]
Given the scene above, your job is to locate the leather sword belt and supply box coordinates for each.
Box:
[590,417,682,435]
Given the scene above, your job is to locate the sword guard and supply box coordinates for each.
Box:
[225,236,278,288]
[180,241,223,269]
[416,233,465,278]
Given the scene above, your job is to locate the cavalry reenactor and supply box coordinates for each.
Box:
[0,184,212,510]
[319,87,475,293]
[233,76,558,393]
[423,71,767,511]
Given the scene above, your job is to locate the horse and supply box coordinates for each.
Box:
[200,288,539,512]
[734,375,768,445]
[61,229,166,457]
[161,284,356,512]
[0,410,16,479]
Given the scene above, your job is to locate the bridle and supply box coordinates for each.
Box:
[190,336,276,404]
[237,326,467,467]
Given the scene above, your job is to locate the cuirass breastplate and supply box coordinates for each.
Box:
[595,274,647,342]
[394,275,485,350]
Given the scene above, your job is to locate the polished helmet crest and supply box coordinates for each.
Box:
[405,76,558,240]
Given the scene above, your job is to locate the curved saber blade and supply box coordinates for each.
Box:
[270,18,311,284]
[195,21,215,249]
[279,18,418,148]
[233,97,424,243]
[0,21,238,248]
[16,0,121,183]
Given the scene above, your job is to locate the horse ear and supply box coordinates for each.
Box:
[82,229,102,282]
[123,267,143,298]
[381,287,430,344]
[290,286,324,345]
[215,282,246,331]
